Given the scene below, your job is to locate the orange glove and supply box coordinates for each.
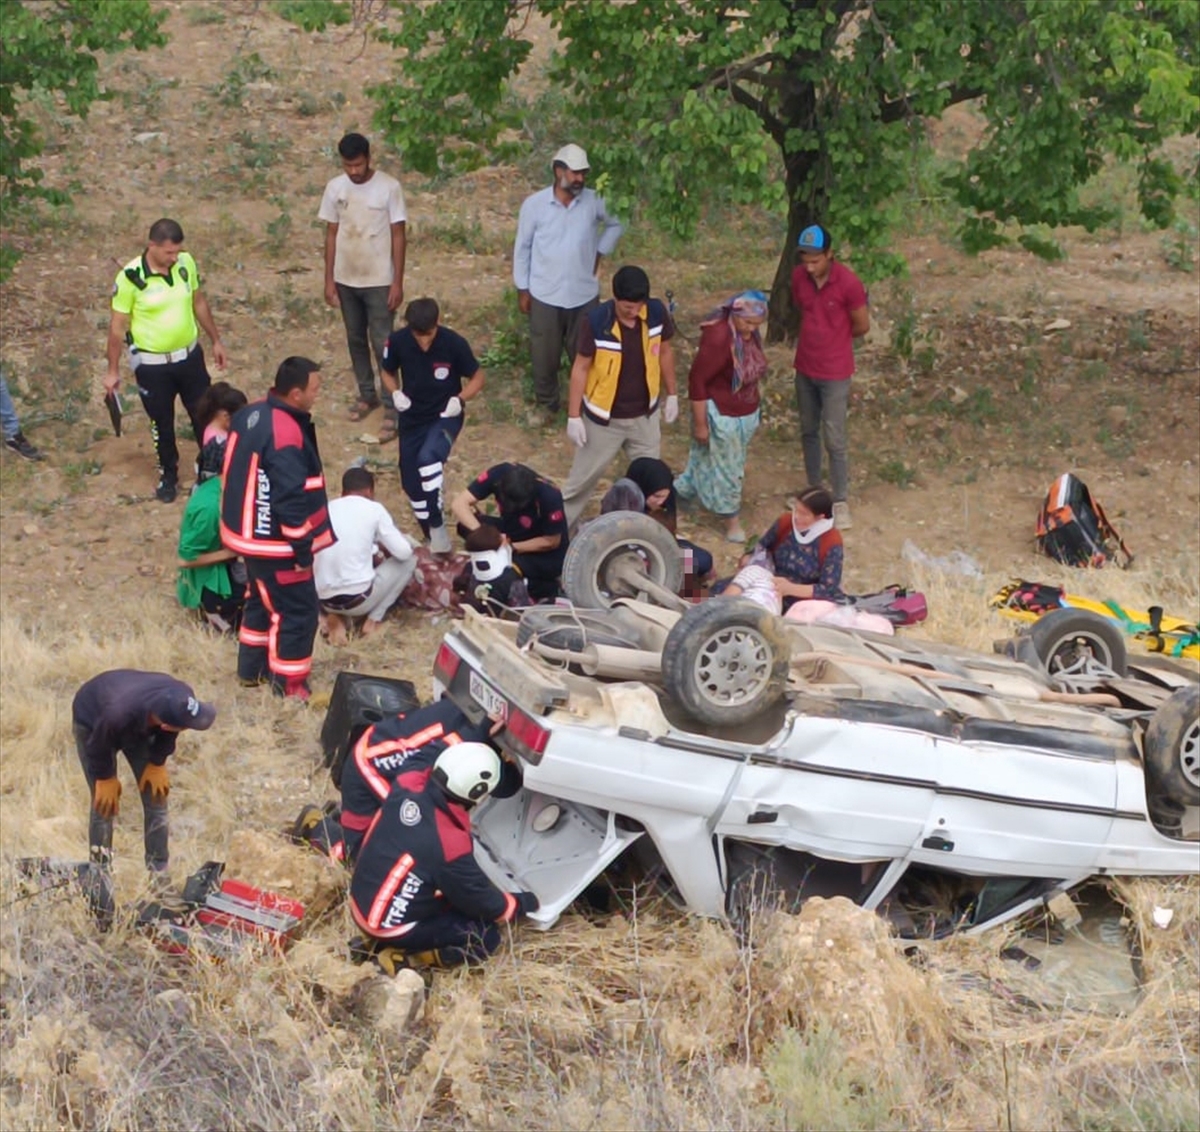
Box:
[93,777,122,818]
[138,763,170,801]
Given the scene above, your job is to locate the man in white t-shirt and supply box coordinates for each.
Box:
[314,466,416,645]
[318,133,408,437]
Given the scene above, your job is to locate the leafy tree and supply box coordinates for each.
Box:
[1,0,166,275]
[295,0,1197,338]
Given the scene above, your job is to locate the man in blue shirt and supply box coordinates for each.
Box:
[513,144,624,424]
[380,298,485,553]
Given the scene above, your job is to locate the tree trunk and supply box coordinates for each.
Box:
[767,160,813,345]
[766,112,824,344]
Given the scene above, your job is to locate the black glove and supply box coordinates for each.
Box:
[291,548,313,570]
[515,890,540,915]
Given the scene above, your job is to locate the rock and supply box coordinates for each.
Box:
[1106,405,1130,428]
[1043,318,1072,332]
[354,970,426,1038]
[948,386,968,405]
[133,131,165,144]
[22,523,38,536]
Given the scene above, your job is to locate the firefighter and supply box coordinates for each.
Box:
[72,670,216,878]
[293,698,508,864]
[348,742,538,970]
[220,357,335,700]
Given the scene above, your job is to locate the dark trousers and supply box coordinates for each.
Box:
[133,347,211,480]
[238,557,319,688]
[794,372,851,502]
[468,515,565,600]
[336,283,394,407]
[528,295,596,411]
[73,723,169,872]
[399,417,463,536]
[199,583,244,635]
[389,913,502,966]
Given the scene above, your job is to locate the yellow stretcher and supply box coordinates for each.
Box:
[991,579,1200,661]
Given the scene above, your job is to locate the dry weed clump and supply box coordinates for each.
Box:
[1,545,1197,1132]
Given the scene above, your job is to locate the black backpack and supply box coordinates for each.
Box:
[1036,473,1133,569]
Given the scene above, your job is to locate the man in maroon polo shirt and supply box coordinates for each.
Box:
[791,224,869,530]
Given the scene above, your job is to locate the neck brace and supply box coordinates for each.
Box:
[793,515,834,545]
[471,545,513,581]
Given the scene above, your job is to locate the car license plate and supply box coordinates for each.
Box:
[469,670,508,721]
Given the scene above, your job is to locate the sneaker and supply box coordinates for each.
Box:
[5,432,44,461]
[155,475,178,503]
[429,525,452,555]
[833,501,852,530]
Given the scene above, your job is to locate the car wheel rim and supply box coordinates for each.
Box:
[693,625,772,707]
[1181,719,1200,789]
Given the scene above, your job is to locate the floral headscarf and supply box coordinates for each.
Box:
[704,289,768,394]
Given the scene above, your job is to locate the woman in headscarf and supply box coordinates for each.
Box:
[626,456,714,588]
[745,485,843,612]
[673,290,768,544]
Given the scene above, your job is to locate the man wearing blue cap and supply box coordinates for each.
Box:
[792,224,869,530]
[72,670,217,880]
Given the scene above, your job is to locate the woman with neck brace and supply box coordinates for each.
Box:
[744,485,844,612]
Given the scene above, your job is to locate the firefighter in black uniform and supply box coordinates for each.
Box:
[72,670,217,876]
[294,699,505,864]
[348,742,539,969]
[220,357,334,699]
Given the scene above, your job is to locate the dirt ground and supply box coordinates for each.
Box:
[0,1,1197,646]
[1,7,1198,1130]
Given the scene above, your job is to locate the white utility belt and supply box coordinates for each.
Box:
[130,339,198,365]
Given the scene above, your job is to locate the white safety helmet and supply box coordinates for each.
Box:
[432,742,502,804]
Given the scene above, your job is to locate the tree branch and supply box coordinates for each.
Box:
[729,81,785,144]
[879,82,985,124]
[696,51,783,92]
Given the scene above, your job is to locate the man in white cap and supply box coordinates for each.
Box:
[512,143,624,425]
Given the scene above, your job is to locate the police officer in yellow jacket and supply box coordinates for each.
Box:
[560,265,679,528]
[105,218,228,503]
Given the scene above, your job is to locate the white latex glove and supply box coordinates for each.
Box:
[439,395,463,418]
[662,394,679,424]
[392,389,412,412]
[566,417,588,448]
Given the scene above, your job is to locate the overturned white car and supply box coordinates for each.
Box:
[433,514,1199,938]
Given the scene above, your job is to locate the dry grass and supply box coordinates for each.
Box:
[1,1,1198,1126]
[2,598,1199,1130]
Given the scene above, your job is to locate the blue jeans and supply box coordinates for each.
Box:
[0,377,22,439]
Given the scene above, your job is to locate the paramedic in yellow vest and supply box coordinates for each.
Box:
[561,265,678,528]
[104,218,228,503]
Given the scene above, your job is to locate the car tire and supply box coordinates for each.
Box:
[1028,608,1128,678]
[515,606,645,652]
[562,511,684,609]
[1143,684,1200,807]
[663,598,791,726]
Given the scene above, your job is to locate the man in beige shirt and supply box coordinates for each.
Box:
[319,132,407,438]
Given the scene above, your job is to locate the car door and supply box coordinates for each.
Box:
[911,728,1116,877]
[713,712,942,864]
